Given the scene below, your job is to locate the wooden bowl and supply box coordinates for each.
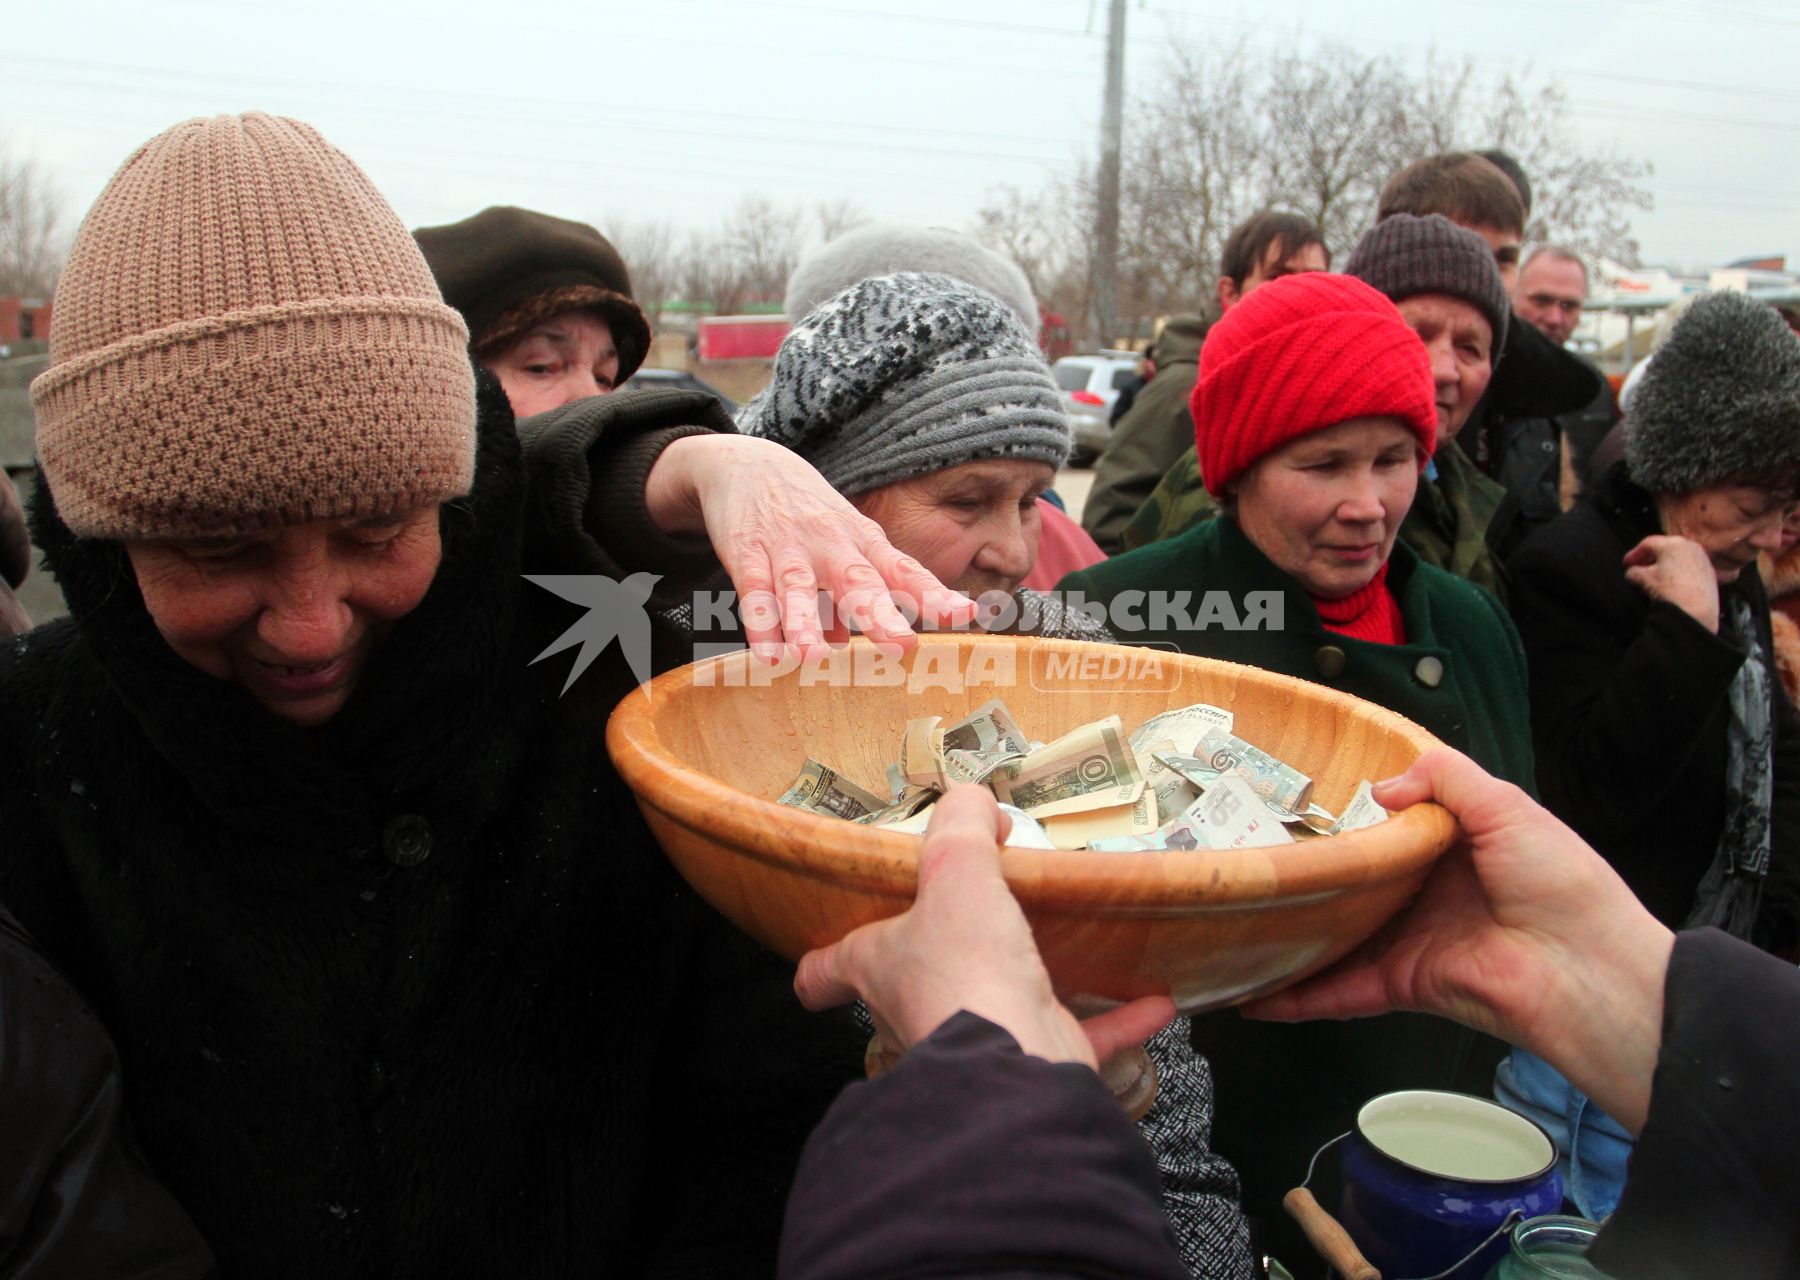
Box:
[607,635,1456,1013]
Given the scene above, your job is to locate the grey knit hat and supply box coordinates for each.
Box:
[740,272,1070,496]
[1626,290,1800,493]
[784,225,1038,328]
[1346,213,1510,360]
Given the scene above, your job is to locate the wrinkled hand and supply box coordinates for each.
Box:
[1623,534,1719,633]
[1244,748,1672,1132]
[645,435,976,660]
[795,785,1175,1069]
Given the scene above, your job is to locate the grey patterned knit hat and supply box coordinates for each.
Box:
[1626,290,1800,493]
[1346,213,1510,360]
[784,225,1038,328]
[739,272,1070,497]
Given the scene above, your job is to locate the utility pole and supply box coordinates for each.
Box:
[1090,0,1125,350]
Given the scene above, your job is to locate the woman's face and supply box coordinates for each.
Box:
[1232,418,1422,600]
[1657,484,1794,583]
[126,507,443,727]
[852,460,1054,598]
[485,310,620,418]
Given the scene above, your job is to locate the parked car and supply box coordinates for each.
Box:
[619,366,738,412]
[1051,351,1140,465]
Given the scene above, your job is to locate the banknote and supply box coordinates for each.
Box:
[1041,790,1159,849]
[1194,728,1313,812]
[1150,750,1227,790]
[900,716,947,789]
[997,803,1058,850]
[1328,780,1389,834]
[777,758,884,822]
[993,716,1145,818]
[939,698,1031,785]
[1128,702,1235,755]
[1137,739,1202,821]
[855,783,941,827]
[1090,775,1295,852]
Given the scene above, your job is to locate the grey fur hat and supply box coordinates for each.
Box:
[1626,290,1800,493]
[740,271,1069,497]
[1345,213,1510,360]
[784,224,1038,328]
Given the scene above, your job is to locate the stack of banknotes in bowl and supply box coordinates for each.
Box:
[775,698,1389,853]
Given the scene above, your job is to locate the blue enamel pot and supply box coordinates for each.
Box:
[1337,1090,1564,1280]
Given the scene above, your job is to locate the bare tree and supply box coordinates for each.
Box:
[0,145,64,298]
[813,198,870,245]
[1471,71,1655,264]
[981,37,1656,338]
[972,182,1089,335]
[723,194,803,307]
[676,227,747,316]
[606,217,678,325]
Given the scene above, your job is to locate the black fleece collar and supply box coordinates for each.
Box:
[28,369,536,850]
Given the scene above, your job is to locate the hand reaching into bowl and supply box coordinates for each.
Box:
[1243,747,1674,1134]
[794,784,1176,1070]
[646,435,978,660]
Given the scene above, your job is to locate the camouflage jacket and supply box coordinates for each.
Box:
[1118,439,1513,601]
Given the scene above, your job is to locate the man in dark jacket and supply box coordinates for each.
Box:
[1372,157,1613,557]
[1082,211,1326,552]
[1081,315,1207,552]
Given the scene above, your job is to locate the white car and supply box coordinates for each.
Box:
[1052,352,1141,465]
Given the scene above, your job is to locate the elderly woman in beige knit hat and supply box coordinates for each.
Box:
[3,112,973,1274]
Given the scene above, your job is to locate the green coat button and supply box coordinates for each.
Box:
[1414,655,1445,688]
[1313,645,1347,679]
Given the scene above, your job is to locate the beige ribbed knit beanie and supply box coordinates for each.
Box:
[31,113,477,539]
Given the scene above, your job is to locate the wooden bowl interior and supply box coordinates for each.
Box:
[649,639,1428,818]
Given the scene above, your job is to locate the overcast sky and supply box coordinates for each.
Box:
[6,0,1796,275]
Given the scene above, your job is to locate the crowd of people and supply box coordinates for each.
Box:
[0,110,1796,1278]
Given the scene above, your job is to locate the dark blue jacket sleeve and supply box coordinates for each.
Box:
[779,1012,1187,1280]
[1591,928,1800,1278]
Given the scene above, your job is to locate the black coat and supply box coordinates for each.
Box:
[1460,316,1611,559]
[1508,464,1800,948]
[0,377,866,1278]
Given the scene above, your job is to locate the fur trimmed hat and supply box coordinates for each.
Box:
[1344,213,1510,360]
[30,113,476,540]
[1626,290,1800,493]
[739,272,1069,497]
[1192,272,1437,497]
[784,224,1038,328]
[414,206,651,382]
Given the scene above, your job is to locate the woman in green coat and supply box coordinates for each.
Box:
[1059,270,1532,1268]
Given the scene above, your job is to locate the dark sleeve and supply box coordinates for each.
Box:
[1508,530,1745,845]
[0,906,217,1279]
[1591,928,1800,1279]
[517,387,733,611]
[1083,382,1195,555]
[637,918,869,1279]
[779,1012,1189,1280]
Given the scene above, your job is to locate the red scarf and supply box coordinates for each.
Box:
[1313,563,1406,645]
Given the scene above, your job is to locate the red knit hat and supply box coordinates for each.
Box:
[1191,272,1437,498]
